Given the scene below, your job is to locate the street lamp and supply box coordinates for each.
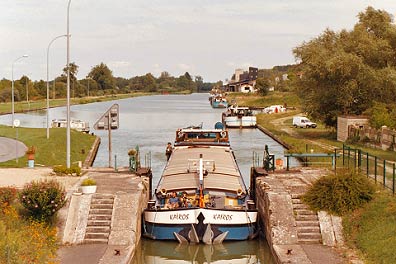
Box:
[47,34,67,139]
[66,0,72,168]
[11,55,28,128]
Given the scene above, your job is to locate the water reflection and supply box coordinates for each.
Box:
[131,239,275,264]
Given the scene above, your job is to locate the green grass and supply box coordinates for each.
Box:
[343,191,396,264]
[0,125,96,167]
[227,91,301,108]
[0,92,150,115]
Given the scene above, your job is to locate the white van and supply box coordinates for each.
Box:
[292,116,317,128]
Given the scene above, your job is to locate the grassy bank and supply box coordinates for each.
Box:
[231,91,396,263]
[0,92,150,115]
[0,125,96,167]
[343,190,396,264]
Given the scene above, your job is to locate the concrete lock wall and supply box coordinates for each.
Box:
[255,170,346,264]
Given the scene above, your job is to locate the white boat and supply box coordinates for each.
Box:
[222,106,257,128]
[143,125,257,244]
[51,119,90,133]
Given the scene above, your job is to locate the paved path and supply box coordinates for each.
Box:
[0,137,27,162]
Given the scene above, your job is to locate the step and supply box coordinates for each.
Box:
[85,226,111,233]
[91,199,114,205]
[84,232,110,239]
[87,220,112,226]
[88,214,112,221]
[292,198,302,204]
[295,214,319,221]
[293,203,310,210]
[89,208,113,215]
[295,209,316,216]
[83,238,109,244]
[296,220,320,227]
[92,194,114,199]
[291,193,301,199]
[298,238,322,244]
[298,233,322,240]
[297,226,321,233]
[90,203,113,210]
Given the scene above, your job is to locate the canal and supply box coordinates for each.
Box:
[0,93,298,263]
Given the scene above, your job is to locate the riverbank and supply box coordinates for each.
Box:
[0,92,151,116]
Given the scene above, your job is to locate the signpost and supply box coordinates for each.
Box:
[94,104,119,167]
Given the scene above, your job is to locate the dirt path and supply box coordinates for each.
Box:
[270,115,336,152]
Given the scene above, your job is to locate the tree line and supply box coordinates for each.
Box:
[0,63,215,102]
[292,6,396,129]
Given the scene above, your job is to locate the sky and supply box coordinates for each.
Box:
[1,1,396,83]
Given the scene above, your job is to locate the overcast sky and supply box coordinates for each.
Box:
[1,1,395,83]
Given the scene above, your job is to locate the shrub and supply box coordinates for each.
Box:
[81,178,96,186]
[19,180,67,222]
[301,169,375,215]
[53,165,81,176]
[0,187,17,209]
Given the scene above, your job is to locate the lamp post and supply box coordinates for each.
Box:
[11,55,28,128]
[66,0,72,168]
[47,34,67,139]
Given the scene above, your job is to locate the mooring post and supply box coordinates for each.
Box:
[114,154,118,172]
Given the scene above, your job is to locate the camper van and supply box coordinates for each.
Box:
[292,116,317,128]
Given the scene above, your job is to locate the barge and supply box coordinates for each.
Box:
[143,125,257,244]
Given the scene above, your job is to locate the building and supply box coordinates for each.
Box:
[225,67,258,93]
[337,115,369,142]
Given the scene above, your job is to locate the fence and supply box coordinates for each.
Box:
[342,144,396,194]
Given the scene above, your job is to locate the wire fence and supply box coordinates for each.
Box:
[342,144,396,194]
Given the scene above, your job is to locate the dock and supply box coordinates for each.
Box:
[58,167,150,264]
[255,168,348,264]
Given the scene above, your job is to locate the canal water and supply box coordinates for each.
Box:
[0,93,299,263]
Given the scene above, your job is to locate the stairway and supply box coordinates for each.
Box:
[291,194,322,244]
[84,193,114,244]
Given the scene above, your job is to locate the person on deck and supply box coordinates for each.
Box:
[165,192,179,209]
[165,142,173,161]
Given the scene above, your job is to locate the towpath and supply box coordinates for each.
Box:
[270,116,336,152]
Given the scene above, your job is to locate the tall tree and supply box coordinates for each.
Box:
[88,63,115,90]
[293,6,396,127]
[255,78,271,96]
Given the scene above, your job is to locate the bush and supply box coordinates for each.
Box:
[53,165,81,176]
[0,187,17,209]
[81,178,96,186]
[19,180,67,222]
[301,169,375,215]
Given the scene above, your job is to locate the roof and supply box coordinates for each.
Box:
[156,146,243,192]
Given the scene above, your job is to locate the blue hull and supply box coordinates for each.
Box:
[144,222,256,241]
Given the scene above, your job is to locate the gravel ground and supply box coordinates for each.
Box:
[0,167,80,190]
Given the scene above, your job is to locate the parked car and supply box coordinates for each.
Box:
[292,116,317,128]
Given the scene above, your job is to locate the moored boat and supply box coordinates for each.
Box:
[222,105,257,128]
[51,119,90,133]
[143,125,257,244]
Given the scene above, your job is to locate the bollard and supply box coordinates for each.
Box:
[114,154,118,172]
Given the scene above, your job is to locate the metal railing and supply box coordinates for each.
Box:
[342,144,396,194]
